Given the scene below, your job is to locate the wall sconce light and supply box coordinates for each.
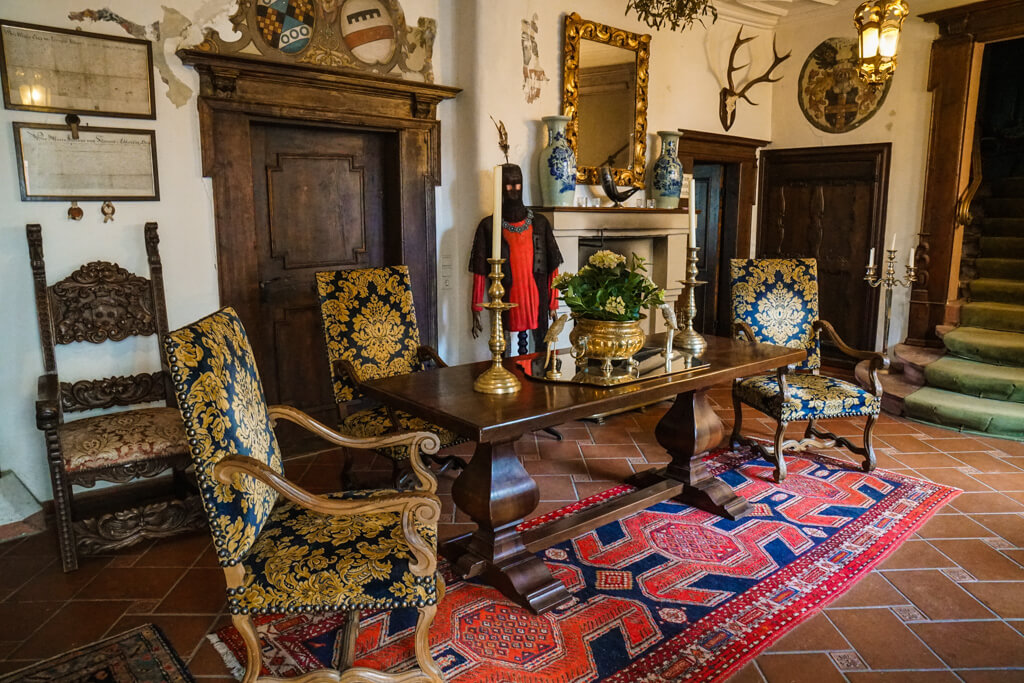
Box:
[854,0,909,85]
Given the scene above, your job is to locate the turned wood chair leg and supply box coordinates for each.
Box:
[48,457,79,573]
[333,608,360,670]
[862,413,878,472]
[233,613,264,683]
[773,421,788,482]
[803,418,817,441]
[729,386,744,450]
[413,602,443,683]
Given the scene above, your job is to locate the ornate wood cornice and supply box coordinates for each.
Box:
[921,0,1024,42]
[677,129,768,163]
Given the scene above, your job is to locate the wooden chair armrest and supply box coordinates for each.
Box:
[777,364,795,404]
[813,320,889,396]
[732,321,757,342]
[36,373,62,430]
[213,456,440,575]
[417,345,448,368]
[266,404,439,493]
[332,358,366,390]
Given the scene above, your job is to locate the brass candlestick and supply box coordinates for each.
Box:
[865,248,917,357]
[473,258,522,394]
[674,246,707,356]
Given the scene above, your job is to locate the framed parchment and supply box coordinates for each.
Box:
[13,123,159,200]
[0,20,155,119]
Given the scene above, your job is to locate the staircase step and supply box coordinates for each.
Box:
[979,218,1024,237]
[904,387,1024,439]
[943,326,1024,366]
[925,356,1024,402]
[961,301,1024,333]
[992,177,1024,197]
[893,343,944,385]
[977,258,1024,280]
[968,278,1024,304]
[982,197,1024,217]
[980,236,1024,259]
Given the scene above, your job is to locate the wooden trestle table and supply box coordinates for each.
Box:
[360,335,806,614]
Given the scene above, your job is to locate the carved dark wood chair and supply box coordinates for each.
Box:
[315,266,468,483]
[165,307,443,683]
[728,258,889,482]
[28,223,202,572]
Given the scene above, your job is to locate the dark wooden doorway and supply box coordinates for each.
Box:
[249,122,397,423]
[692,163,723,336]
[757,144,891,365]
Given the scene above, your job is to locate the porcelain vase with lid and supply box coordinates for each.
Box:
[539,115,577,207]
[652,130,683,209]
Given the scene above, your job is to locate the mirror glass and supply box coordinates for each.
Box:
[562,13,650,188]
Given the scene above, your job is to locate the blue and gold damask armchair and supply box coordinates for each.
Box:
[316,266,467,482]
[729,259,888,482]
[165,308,443,682]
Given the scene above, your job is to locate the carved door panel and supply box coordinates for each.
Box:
[249,122,392,422]
[757,144,890,365]
[692,163,723,336]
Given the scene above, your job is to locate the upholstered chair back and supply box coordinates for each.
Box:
[316,266,422,403]
[164,307,283,565]
[730,258,821,371]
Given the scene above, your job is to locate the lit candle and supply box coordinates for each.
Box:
[868,247,875,268]
[491,166,502,260]
[688,176,697,249]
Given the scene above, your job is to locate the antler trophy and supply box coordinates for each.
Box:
[719,28,791,131]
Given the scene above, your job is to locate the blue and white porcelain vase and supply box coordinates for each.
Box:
[652,130,683,209]
[539,115,576,207]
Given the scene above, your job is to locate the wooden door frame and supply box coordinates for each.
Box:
[177,50,459,347]
[676,129,769,259]
[908,0,1024,346]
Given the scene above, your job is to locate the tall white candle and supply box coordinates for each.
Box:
[908,247,916,267]
[688,176,697,249]
[890,235,897,251]
[491,166,502,260]
[868,247,875,268]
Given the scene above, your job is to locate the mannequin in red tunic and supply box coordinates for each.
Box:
[469,164,563,353]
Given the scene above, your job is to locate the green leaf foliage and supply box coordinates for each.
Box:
[553,250,665,321]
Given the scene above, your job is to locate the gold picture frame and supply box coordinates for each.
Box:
[0,20,155,119]
[562,12,650,188]
[13,122,159,201]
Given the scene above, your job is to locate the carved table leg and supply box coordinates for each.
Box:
[443,440,571,614]
[655,389,751,520]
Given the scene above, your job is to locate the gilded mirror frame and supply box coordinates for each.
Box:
[562,12,650,188]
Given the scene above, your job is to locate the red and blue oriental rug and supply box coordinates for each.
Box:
[210,448,958,682]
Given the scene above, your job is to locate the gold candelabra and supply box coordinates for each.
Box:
[864,248,917,356]
[473,258,522,394]
[674,246,707,356]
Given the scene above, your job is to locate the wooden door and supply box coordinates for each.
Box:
[692,164,723,335]
[757,144,890,365]
[249,122,394,422]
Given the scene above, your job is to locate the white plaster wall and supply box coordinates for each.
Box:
[768,0,960,350]
[0,0,770,503]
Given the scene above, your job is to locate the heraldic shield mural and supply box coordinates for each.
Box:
[798,37,892,134]
[197,0,436,81]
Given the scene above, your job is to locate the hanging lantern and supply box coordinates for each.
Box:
[854,0,909,84]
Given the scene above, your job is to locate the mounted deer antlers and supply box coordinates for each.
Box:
[719,28,791,131]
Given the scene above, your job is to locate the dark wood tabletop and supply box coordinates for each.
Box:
[361,334,806,443]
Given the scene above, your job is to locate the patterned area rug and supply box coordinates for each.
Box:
[210,448,958,682]
[0,624,193,682]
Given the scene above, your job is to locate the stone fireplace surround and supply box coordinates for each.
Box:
[532,206,694,346]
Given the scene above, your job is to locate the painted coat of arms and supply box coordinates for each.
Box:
[798,37,891,134]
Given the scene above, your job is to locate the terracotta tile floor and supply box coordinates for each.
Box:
[2,383,1023,682]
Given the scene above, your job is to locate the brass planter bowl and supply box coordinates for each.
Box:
[569,315,647,385]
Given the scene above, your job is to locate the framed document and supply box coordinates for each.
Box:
[13,123,159,200]
[0,20,155,119]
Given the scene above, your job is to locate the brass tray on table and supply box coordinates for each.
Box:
[513,345,709,387]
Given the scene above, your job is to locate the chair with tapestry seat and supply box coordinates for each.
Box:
[729,258,889,482]
[27,223,202,573]
[316,266,468,483]
[164,307,444,683]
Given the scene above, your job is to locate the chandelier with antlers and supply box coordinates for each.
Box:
[625,0,718,31]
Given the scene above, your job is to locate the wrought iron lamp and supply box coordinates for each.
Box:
[854,0,909,85]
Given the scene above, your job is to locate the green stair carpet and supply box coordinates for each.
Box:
[942,327,1024,366]
[979,236,1024,259]
[979,218,1024,236]
[960,302,1024,333]
[968,278,1024,304]
[982,198,1024,216]
[993,177,1024,195]
[924,356,1024,402]
[904,387,1024,439]
[976,258,1024,280]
